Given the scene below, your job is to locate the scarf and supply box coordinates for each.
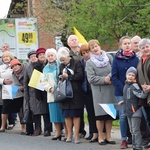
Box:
[63,63,74,75]
[43,61,60,84]
[142,55,148,64]
[116,49,135,60]
[14,65,23,78]
[90,50,109,68]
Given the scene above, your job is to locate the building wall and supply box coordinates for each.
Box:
[31,0,55,49]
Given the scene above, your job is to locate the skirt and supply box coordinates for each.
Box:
[62,109,82,118]
[48,102,64,123]
[95,114,114,121]
[2,97,23,114]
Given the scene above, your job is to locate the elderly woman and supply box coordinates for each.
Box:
[86,39,116,145]
[10,59,27,134]
[57,47,84,144]
[41,48,65,140]
[31,48,52,136]
[137,38,150,149]
[0,52,23,133]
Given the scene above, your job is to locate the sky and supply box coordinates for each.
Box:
[0,0,11,18]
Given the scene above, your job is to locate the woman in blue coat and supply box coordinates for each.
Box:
[111,36,139,149]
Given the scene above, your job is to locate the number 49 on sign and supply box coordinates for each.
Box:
[18,32,36,45]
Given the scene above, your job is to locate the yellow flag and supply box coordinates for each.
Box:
[73,27,87,44]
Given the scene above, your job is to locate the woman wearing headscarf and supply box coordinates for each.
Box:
[32,48,52,136]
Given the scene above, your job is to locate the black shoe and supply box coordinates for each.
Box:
[51,135,61,141]
[85,135,93,140]
[144,144,150,149]
[0,129,5,132]
[21,132,27,135]
[89,138,98,143]
[44,131,51,137]
[26,132,33,136]
[99,141,106,145]
[105,139,116,144]
[127,137,132,144]
[79,131,86,138]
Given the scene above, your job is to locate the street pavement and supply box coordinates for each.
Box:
[0,120,135,150]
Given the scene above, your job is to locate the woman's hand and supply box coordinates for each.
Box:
[3,79,13,85]
[104,76,111,84]
[49,87,54,94]
[61,73,68,79]
[20,86,24,91]
[141,83,150,93]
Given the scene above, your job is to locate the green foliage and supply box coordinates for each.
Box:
[11,0,150,49]
[62,0,150,49]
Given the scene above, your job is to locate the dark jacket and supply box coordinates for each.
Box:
[112,50,139,96]
[33,60,47,102]
[137,56,150,105]
[123,81,147,117]
[24,62,48,115]
[80,58,91,93]
[59,58,84,109]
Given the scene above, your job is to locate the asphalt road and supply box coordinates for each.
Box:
[0,121,132,150]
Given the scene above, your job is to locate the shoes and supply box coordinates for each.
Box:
[33,129,41,136]
[144,144,150,149]
[51,135,61,141]
[63,138,67,142]
[99,141,106,145]
[21,132,27,135]
[26,132,33,136]
[44,131,51,137]
[66,138,72,143]
[120,140,128,149]
[79,130,86,138]
[74,139,80,144]
[127,137,132,144]
[105,139,116,144]
[0,129,5,132]
[7,124,15,130]
[85,135,93,140]
[89,138,98,143]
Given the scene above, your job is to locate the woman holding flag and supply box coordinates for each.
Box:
[0,52,24,133]
[86,39,116,145]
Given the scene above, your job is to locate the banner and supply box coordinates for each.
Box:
[28,69,44,91]
[73,27,87,45]
[4,85,19,99]
[99,103,117,119]
[0,18,38,59]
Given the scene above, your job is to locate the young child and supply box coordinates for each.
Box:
[119,67,147,150]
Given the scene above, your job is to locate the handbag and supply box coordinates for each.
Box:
[22,100,33,124]
[54,79,73,102]
[22,109,33,124]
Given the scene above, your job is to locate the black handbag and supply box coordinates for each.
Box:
[54,79,73,102]
[22,109,33,124]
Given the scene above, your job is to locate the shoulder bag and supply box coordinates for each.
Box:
[54,79,73,102]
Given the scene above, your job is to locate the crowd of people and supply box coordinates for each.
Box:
[0,35,150,150]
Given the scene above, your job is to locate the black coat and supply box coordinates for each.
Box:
[59,58,84,109]
[34,60,47,102]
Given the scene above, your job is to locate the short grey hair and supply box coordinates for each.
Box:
[131,35,141,43]
[45,48,57,59]
[67,35,78,43]
[57,47,70,60]
[138,38,150,49]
